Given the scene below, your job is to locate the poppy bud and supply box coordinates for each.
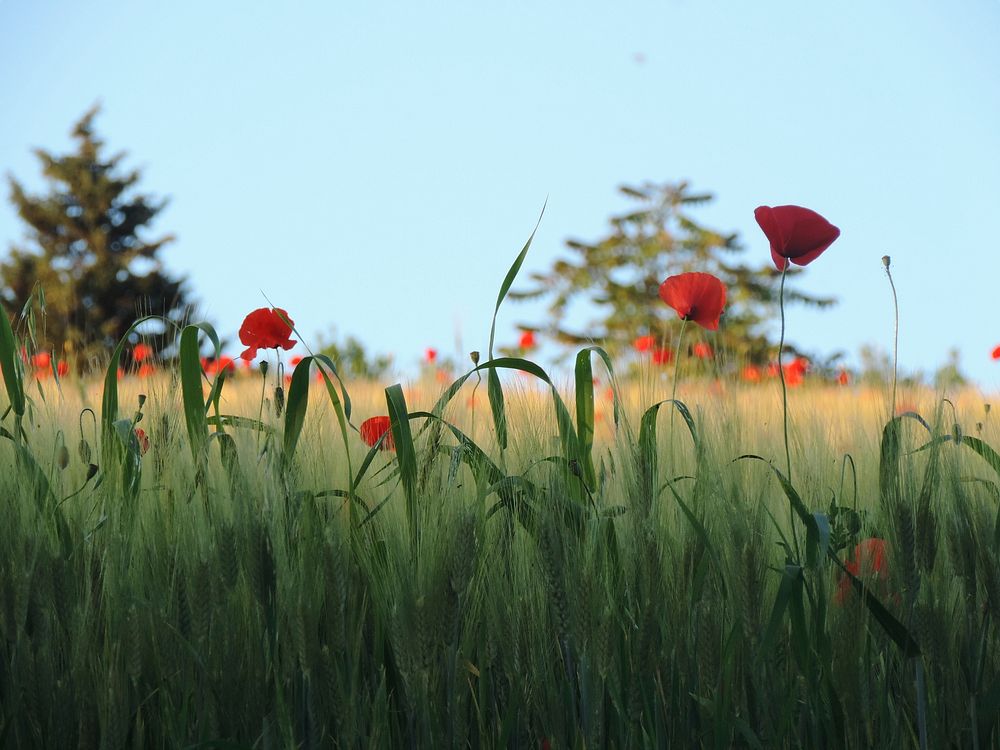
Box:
[882,255,891,269]
[274,386,285,417]
[986,404,992,415]
[137,394,147,409]
[260,361,269,377]
[470,351,480,366]
[86,463,99,481]
[78,439,92,464]
[57,445,70,470]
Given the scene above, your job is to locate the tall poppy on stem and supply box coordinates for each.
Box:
[755,205,839,485]
[659,272,726,463]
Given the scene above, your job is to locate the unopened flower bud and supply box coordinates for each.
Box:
[137,394,147,408]
[881,255,891,268]
[470,351,480,366]
[78,439,92,464]
[57,445,70,470]
[86,463,99,481]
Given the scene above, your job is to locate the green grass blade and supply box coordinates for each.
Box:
[487,200,547,358]
[282,355,313,471]
[828,548,921,657]
[385,384,419,550]
[100,315,169,461]
[574,348,596,488]
[0,306,25,419]
[178,324,220,467]
[487,368,508,450]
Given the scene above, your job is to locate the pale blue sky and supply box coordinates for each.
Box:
[1,1,999,385]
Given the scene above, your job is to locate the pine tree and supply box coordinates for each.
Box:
[2,105,191,369]
[509,181,835,364]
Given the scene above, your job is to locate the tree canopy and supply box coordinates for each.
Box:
[510,181,836,364]
[2,105,192,369]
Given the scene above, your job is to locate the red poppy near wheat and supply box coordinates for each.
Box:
[360,416,395,451]
[992,345,1000,361]
[658,272,726,330]
[651,347,673,366]
[836,538,889,604]
[239,307,296,361]
[519,330,536,349]
[754,205,840,271]
[134,428,150,455]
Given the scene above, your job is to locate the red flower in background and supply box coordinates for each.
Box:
[837,370,850,386]
[290,355,304,367]
[57,360,69,377]
[203,356,236,376]
[754,205,840,271]
[133,342,153,362]
[32,351,51,370]
[651,347,673,366]
[783,357,808,387]
[836,538,889,604]
[692,342,713,359]
[239,307,296,361]
[766,362,780,378]
[360,416,395,451]
[134,428,150,455]
[634,335,655,353]
[658,272,726,330]
[742,365,761,382]
[519,330,536,350]
[138,364,156,378]
[425,348,437,363]
[992,345,1000,360]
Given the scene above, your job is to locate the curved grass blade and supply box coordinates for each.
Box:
[178,323,221,467]
[828,548,920,657]
[485,200,547,450]
[101,315,168,461]
[0,306,25,420]
[281,355,313,471]
[637,398,698,513]
[574,346,621,489]
[386,384,419,550]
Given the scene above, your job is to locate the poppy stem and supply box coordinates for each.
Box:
[777,263,792,484]
[668,317,689,471]
[882,256,898,419]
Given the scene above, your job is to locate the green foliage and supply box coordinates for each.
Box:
[510,181,835,362]
[2,105,192,369]
[315,327,392,380]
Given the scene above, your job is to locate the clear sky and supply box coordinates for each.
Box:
[2,1,999,386]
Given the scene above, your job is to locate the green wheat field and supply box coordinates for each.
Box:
[2,256,1000,749]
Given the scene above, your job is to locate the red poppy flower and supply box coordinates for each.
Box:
[992,345,1000,360]
[783,358,807,387]
[32,351,51,369]
[634,335,655,353]
[57,360,69,377]
[658,273,726,330]
[133,342,153,362]
[134,428,150,455]
[651,347,673,365]
[519,330,537,350]
[836,538,889,604]
[692,342,713,359]
[425,348,437,363]
[754,205,840,271]
[360,416,395,451]
[290,355,303,367]
[837,370,850,386]
[138,364,156,378]
[742,365,761,382]
[239,307,296,361]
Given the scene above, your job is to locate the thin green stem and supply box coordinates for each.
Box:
[668,317,689,473]
[777,263,792,483]
[883,256,899,419]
